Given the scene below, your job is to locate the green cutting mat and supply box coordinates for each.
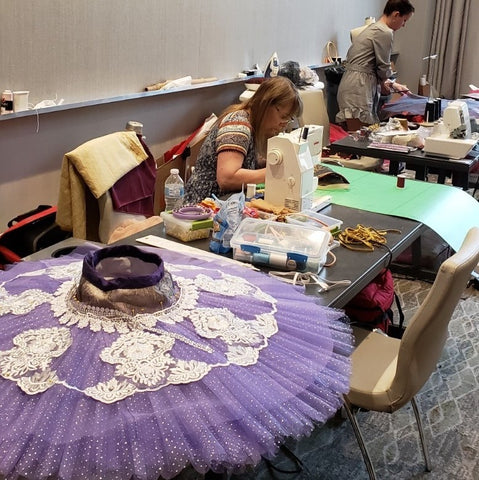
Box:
[315,166,479,251]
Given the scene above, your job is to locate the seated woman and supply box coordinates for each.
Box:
[183,76,302,205]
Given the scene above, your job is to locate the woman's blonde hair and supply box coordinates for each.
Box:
[221,76,303,157]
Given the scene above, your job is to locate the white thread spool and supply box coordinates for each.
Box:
[246,183,256,200]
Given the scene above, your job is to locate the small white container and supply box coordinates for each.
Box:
[230,217,331,273]
[13,90,30,112]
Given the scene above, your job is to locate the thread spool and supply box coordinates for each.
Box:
[398,118,408,131]
[424,101,435,123]
[246,183,256,200]
[434,98,442,119]
[397,174,406,189]
[252,252,297,270]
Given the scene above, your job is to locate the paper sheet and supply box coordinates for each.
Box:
[315,166,479,251]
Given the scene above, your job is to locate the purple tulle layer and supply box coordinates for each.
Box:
[0,246,353,480]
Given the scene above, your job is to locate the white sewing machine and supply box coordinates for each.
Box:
[264,127,318,212]
[424,100,478,159]
[302,125,323,164]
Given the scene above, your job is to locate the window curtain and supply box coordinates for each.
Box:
[428,0,471,98]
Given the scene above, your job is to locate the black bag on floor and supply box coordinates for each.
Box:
[0,205,71,267]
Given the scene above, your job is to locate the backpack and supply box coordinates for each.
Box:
[344,268,404,337]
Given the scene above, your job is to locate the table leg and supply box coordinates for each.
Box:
[437,171,446,184]
[452,171,468,190]
[414,166,426,181]
[388,161,399,176]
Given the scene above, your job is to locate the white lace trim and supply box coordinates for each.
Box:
[0,260,278,403]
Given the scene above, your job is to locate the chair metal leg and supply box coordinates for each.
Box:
[342,397,377,480]
[411,396,432,472]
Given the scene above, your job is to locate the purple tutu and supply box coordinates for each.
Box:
[0,245,352,479]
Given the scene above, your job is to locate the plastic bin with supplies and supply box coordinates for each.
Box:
[160,211,213,242]
[230,217,331,273]
[285,210,342,236]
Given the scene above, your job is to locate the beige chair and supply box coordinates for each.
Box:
[343,226,479,480]
[57,131,159,243]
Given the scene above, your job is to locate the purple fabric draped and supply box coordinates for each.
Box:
[110,137,156,216]
[0,246,352,480]
[381,93,479,120]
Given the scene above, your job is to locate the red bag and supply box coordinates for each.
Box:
[344,269,396,333]
[329,123,349,143]
[0,205,71,269]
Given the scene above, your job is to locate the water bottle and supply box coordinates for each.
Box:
[164,168,184,211]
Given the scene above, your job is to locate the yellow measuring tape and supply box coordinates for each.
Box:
[338,224,401,252]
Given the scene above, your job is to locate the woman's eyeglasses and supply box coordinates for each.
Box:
[275,106,295,124]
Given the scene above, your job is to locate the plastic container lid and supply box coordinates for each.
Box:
[170,168,179,174]
[230,218,331,273]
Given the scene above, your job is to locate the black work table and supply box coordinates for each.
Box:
[328,135,479,190]
[114,204,423,309]
[26,205,422,309]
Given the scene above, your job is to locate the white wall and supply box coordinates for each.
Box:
[1,0,383,105]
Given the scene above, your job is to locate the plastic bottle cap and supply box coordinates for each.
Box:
[170,168,179,174]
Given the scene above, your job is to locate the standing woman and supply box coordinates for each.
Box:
[336,0,415,130]
[183,76,302,205]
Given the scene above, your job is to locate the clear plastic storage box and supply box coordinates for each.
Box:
[230,217,331,273]
[160,212,213,242]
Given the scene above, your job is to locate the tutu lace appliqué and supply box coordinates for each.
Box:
[0,255,279,403]
[0,245,353,480]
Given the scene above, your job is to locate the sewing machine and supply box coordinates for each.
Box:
[302,124,323,164]
[264,127,318,212]
[424,100,478,159]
